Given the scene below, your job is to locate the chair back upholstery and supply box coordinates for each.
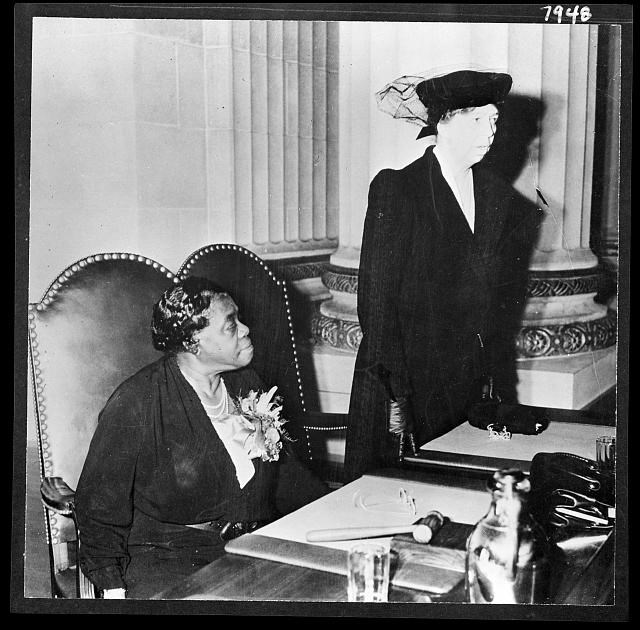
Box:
[178,244,312,461]
[28,253,174,544]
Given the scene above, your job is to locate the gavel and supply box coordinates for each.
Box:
[306,510,445,544]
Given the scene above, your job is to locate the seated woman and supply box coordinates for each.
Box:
[75,276,330,599]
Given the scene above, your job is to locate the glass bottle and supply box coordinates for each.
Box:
[465,469,551,604]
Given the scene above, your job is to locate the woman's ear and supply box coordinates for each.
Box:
[183,336,200,355]
[435,118,448,139]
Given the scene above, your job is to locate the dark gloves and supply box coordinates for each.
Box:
[375,364,418,462]
[386,396,418,461]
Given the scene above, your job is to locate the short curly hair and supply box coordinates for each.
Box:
[151,276,230,354]
[427,104,483,132]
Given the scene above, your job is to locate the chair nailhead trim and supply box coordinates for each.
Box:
[174,244,312,458]
[30,246,320,493]
[35,252,172,305]
[30,251,176,543]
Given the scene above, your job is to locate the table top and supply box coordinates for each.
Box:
[153,468,614,605]
[406,419,615,474]
[251,472,490,553]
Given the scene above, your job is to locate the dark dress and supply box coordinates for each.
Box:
[75,354,329,598]
[344,145,540,481]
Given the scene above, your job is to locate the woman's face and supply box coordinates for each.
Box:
[192,296,254,371]
[436,104,499,168]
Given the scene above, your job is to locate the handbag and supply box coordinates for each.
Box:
[467,401,550,435]
[528,451,615,542]
[466,375,550,436]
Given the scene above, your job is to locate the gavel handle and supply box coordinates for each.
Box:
[306,524,416,542]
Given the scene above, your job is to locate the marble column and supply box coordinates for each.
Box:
[311,21,368,356]
[204,20,339,257]
[513,25,617,408]
[592,25,621,311]
[310,22,617,413]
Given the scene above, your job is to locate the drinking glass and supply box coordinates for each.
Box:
[596,435,615,472]
[347,543,390,602]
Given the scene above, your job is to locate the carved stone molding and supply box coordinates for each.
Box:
[311,306,617,358]
[268,259,330,283]
[526,270,603,298]
[311,264,617,358]
[515,310,617,358]
[321,264,359,294]
[318,267,608,299]
[311,311,362,352]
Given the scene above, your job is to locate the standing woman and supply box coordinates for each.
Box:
[344,68,541,481]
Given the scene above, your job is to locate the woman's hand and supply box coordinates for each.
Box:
[387,397,413,435]
[387,397,419,460]
[102,587,126,599]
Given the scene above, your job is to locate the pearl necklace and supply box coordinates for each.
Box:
[177,359,229,419]
[201,378,229,419]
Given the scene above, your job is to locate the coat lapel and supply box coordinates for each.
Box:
[472,165,510,258]
[405,147,441,228]
[166,355,239,485]
[403,146,510,257]
[406,146,471,238]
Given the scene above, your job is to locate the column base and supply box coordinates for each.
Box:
[297,343,617,467]
[516,309,617,357]
[299,342,617,414]
[515,346,617,410]
[302,265,618,472]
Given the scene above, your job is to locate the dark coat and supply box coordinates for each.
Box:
[344,145,540,481]
[75,355,328,591]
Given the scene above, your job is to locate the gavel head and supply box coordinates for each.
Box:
[412,511,445,543]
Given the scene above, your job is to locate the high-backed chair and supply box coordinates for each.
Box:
[178,244,347,473]
[28,253,175,597]
[28,245,347,598]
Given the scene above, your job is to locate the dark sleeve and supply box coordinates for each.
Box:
[487,191,543,401]
[273,447,330,516]
[74,385,146,592]
[357,170,413,398]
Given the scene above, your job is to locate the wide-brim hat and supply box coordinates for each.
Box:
[376,66,512,139]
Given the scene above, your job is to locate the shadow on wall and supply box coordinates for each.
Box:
[481,94,546,404]
[483,94,545,187]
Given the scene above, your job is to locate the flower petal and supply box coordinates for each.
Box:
[265,427,280,443]
[256,386,278,413]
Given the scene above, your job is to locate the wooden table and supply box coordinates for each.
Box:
[153,468,614,606]
[404,407,615,475]
[406,421,615,475]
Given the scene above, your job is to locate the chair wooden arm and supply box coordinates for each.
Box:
[41,476,76,516]
[40,477,97,598]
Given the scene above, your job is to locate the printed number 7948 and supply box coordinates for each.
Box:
[542,5,592,24]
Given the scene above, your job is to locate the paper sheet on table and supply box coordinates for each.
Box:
[226,475,488,593]
[420,422,615,463]
[250,474,488,553]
